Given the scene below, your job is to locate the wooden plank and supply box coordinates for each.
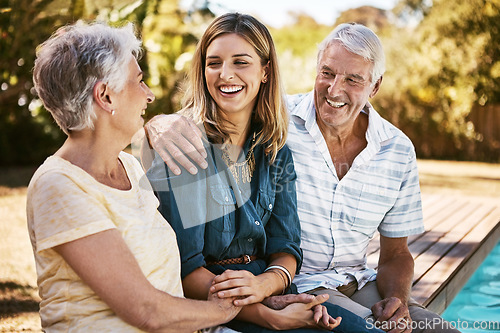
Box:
[365,195,500,312]
[409,196,470,243]
[366,195,469,267]
[410,201,482,273]
[412,202,495,284]
[420,194,458,223]
[411,206,500,309]
[410,201,480,257]
[366,198,481,268]
[435,224,500,313]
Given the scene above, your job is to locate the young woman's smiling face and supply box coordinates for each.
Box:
[205,33,268,120]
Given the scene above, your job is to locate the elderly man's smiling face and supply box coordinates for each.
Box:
[313,41,381,132]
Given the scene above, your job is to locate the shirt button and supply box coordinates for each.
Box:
[225,196,229,202]
[268,203,273,209]
[247,238,253,242]
[255,221,260,226]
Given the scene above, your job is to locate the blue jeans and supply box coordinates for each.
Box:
[207,262,383,333]
[224,302,383,332]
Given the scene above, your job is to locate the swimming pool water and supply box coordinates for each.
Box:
[442,240,500,332]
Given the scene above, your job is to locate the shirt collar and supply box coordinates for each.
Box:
[287,91,316,125]
[364,101,395,145]
[287,91,395,144]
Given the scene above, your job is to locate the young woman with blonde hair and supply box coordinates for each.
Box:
[146,12,382,333]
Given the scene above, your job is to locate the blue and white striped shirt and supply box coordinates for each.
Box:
[286,92,425,293]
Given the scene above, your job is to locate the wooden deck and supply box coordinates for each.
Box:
[366,193,500,314]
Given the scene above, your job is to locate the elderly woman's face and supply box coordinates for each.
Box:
[112,56,155,137]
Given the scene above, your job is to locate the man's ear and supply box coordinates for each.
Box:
[369,76,383,98]
[93,81,113,114]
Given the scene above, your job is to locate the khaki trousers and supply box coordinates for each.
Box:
[308,281,461,333]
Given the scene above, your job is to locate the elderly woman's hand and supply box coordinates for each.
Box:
[207,284,243,323]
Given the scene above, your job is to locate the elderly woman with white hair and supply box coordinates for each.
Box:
[27,21,242,332]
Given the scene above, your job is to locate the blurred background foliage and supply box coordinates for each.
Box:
[0,0,499,166]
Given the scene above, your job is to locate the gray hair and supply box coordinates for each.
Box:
[33,21,142,135]
[317,23,385,85]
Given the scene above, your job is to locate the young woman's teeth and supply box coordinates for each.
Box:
[220,85,243,93]
[327,100,346,108]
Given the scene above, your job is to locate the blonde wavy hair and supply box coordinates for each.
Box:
[180,13,288,164]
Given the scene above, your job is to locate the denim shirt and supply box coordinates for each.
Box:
[146,132,302,279]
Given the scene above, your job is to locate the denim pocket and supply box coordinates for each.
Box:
[257,189,275,224]
[207,185,236,233]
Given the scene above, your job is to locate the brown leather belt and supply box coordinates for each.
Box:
[206,255,258,266]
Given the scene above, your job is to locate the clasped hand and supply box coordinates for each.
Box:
[207,282,243,324]
[210,269,274,306]
[263,293,341,330]
[210,270,340,331]
[371,297,412,333]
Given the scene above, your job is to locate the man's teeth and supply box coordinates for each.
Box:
[220,85,243,93]
[141,109,146,115]
[327,99,346,108]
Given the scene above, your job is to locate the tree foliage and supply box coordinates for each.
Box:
[334,6,389,31]
[270,13,331,94]
[0,0,67,165]
[375,0,500,160]
[0,0,209,166]
[1,0,498,165]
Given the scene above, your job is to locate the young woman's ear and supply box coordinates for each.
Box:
[93,81,114,115]
[262,61,270,83]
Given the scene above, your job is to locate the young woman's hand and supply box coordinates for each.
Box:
[210,269,278,306]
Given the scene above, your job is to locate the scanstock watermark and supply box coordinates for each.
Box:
[366,317,500,331]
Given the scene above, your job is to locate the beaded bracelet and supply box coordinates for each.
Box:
[264,265,292,287]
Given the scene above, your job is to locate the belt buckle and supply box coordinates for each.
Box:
[243,255,251,264]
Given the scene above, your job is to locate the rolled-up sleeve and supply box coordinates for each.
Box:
[264,145,303,272]
[147,154,208,279]
[379,146,425,238]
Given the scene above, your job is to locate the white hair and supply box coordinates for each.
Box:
[33,21,142,135]
[317,22,385,85]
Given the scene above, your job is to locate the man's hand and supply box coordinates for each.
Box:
[267,294,341,331]
[262,293,315,310]
[375,236,414,332]
[371,297,412,333]
[144,114,207,175]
